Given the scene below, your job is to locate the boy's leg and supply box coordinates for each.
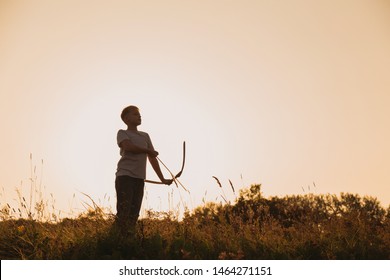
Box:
[115,176,145,233]
[115,176,134,233]
[128,178,145,227]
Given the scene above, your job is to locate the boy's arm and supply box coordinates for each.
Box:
[148,156,173,185]
[119,139,159,157]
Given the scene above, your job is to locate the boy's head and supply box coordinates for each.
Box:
[121,105,141,126]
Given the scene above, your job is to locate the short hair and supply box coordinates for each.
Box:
[121,105,138,122]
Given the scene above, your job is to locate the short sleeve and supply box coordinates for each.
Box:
[117,130,128,147]
[145,133,155,151]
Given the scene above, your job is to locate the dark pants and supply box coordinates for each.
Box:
[115,176,144,232]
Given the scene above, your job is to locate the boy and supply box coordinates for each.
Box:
[115,105,172,233]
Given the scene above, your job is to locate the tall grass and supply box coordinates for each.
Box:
[1,155,60,222]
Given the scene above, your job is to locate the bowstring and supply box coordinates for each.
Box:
[157,156,189,193]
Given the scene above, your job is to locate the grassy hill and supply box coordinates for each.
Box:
[1,184,389,259]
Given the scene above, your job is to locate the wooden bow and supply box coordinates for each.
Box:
[145,141,187,192]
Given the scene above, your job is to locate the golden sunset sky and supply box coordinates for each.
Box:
[1,0,390,217]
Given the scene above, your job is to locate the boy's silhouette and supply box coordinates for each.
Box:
[115,105,172,235]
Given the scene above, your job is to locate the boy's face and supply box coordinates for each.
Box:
[125,108,142,126]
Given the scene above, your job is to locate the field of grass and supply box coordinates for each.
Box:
[1,184,389,260]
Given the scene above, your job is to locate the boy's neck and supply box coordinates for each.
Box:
[127,125,138,131]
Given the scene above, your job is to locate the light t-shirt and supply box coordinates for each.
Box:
[116,129,155,179]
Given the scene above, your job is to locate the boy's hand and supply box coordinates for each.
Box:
[162,179,173,185]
